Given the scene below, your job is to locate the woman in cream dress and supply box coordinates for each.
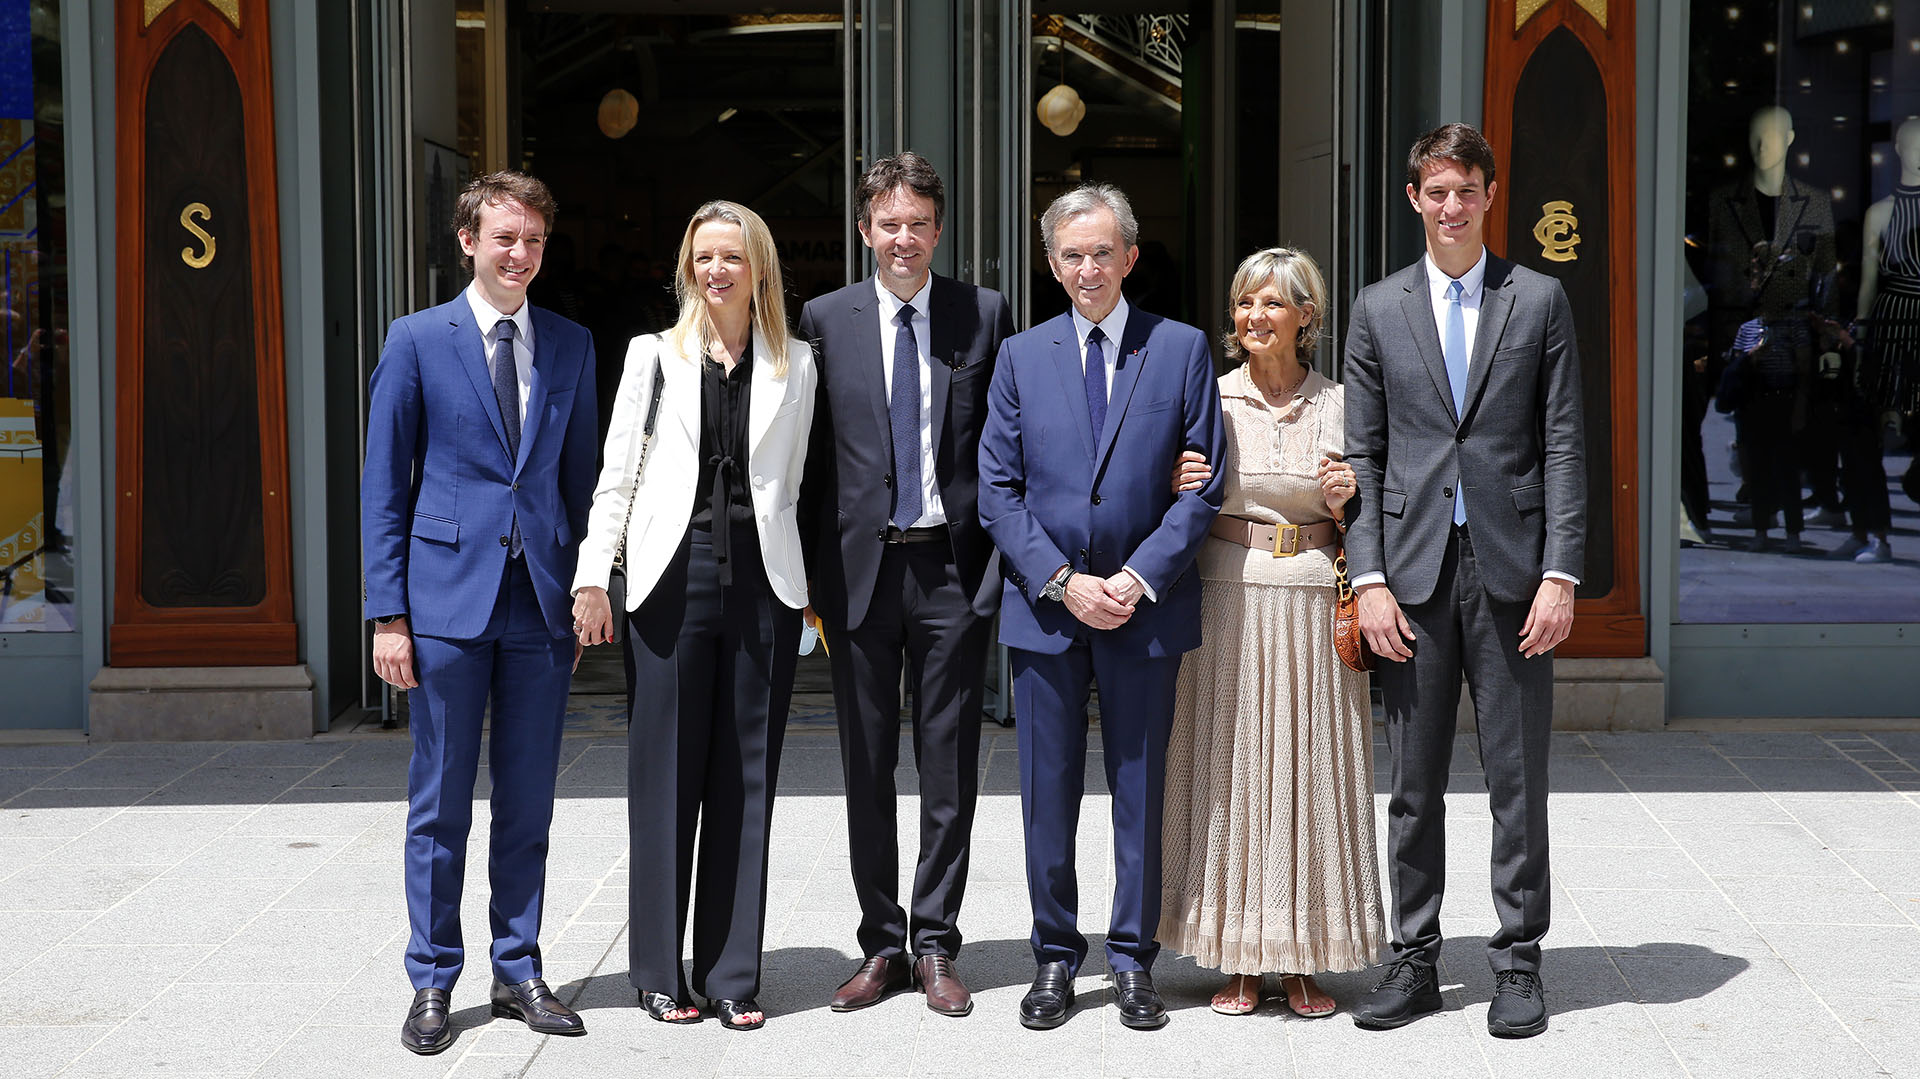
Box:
[1160,247,1384,1017]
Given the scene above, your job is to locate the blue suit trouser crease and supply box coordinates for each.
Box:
[404,556,572,991]
[1012,641,1178,975]
[1377,526,1554,974]
[625,525,800,1002]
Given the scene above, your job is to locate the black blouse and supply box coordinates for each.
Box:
[690,341,756,582]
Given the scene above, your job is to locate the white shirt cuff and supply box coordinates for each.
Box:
[1350,571,1387,589]
[1544,571,1581,586]
[1123,565,1157,603]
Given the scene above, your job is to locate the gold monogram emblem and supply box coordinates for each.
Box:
[1532,200,1580,263]
[180,202,216,269]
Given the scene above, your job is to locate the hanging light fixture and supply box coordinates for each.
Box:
[1036,43,1085,137]
[598,88,639,139]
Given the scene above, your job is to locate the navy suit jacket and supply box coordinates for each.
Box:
[361,295,599,640]
[977,307,1225,658]
[797,273,1015,631]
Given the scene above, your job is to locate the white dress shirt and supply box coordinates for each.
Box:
[874,274,945,527]
[1061,295,1155,601]
[1352,248,1576,590]
[466,281,534,426]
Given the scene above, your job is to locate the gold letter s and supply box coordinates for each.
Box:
[180,202,216,269]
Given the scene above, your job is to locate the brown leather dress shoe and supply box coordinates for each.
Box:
[490,977,586,1035]
[914,954,973,1017]
[831,955,910,1012]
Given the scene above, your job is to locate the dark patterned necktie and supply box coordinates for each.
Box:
[890,303,923,527]
[1085,326,1109,443]
[491,319,523,556]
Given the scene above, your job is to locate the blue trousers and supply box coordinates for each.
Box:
[403,557,572,990]
[1012,642,1179,974]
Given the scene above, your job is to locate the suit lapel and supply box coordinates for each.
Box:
[927,275,957,471]
[1046,315,1097,459]
[515,308,555,478]
[1093,312,1151,471]
[1397,266,1458,425]
[747,326,784,452]
[850,283,894,454]
[660,333,700,444]
[1774,178,1811,249]
[449,298,513,459]
[1461,258,1516,422]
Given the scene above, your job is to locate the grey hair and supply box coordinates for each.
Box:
[1221,247,1329,363]
[1039,183,1140,256]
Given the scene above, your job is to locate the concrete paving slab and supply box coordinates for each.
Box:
[0,944,205,1025]
[60,982,341,1079]
[0,862,166,912]
[0,1026,115,1079]
[81,877,295,946]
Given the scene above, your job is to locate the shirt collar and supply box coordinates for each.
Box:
[1070,294,1130,351]
[874,274,934,323]
[466,280,531,344]
[1423,248,1488,303]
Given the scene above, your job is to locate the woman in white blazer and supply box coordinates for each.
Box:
[572,200,814,1032]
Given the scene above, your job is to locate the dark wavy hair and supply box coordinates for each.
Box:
[451,171,558,273]
[854,152,946,230]
[1406,122,1498,189]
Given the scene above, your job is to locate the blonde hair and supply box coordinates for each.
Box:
[1222,246,1328,363]
[667,200,792,375]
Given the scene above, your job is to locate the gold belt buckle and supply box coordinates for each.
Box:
[1271,523,1300,557]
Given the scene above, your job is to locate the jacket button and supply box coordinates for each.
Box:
[1456,433,1466,443]
[499,535,510,547]
[1091,494,1103,505]
[510,482,520,491]
[1078,548,1088,561]
[1443,486,1454,498]
[875,528,887,540]
[883,473,893,487]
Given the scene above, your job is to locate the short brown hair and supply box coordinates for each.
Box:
[452,170,559,273]
[1406,123,1497,189]
[855,152,946,229]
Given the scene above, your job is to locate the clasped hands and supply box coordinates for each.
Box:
[1062,569,1144,630]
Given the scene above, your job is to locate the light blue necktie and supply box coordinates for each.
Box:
[1444,279,1468,526]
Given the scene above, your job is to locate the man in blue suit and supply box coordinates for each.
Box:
[362,171,597,1054]
[978,183,1225,1031]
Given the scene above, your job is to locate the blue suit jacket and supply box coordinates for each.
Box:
[977,307,1225,657]
[361,296,598,640]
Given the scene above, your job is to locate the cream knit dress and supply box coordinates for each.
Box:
[1158,363,1386,975]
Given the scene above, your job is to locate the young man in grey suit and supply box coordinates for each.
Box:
[1343,123,1585,1039]
[798,153,1014,1018]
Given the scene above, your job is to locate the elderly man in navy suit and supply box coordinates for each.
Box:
[362,171,597,1054]
[978,183,1225,1031]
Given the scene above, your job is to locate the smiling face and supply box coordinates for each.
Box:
[458,198,546,314]
[1233,280,1309,364]
[1406,159,1495,268]
[860,186,943,298]
[686,220,755,318]
[1046,206,1139,324]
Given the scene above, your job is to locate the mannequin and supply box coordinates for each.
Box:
[1705,105,1836,554]
[1857,116,1920,542]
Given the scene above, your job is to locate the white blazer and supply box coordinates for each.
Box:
[573,329,816,610]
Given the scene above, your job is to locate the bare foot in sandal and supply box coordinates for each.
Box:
[1279,973,1336,1018]
[1210,973,1263,1015]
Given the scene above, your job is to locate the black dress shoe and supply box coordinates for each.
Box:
[401,987,452,1055]
[490,977,586,1035]
[1019,961,1075,1030]
[1113,970,1167,1030]
[1486,970,1547,1038]
[1351,957,1443,1030]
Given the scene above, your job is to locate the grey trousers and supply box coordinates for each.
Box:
[1376,524,1555,974]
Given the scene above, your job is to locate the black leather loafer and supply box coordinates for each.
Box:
[1351,957,1443,1030]
[1113,970,1167,1030]
[402,987,452,1055]
[1020,961,1075,1030]
[490,977,586,1036]
[1487,970,1547,1038]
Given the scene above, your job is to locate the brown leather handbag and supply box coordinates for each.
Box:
[1331,520,1374,673]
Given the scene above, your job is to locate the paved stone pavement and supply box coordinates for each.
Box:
[3,726,1919,1079]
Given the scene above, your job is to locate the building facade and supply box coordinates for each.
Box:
[4,0,1917,734]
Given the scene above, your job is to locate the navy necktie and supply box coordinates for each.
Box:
[1443,280,1467,525]
[1085,326,1109,443]
[491,319,523,555]
[889,303,923,528]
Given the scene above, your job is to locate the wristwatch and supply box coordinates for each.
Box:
[372,614,404,626]
[1040,567,1074,602]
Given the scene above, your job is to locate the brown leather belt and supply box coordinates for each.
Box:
[1208,515,1338,557]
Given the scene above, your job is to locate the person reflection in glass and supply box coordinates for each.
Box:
[1857,115,1920,548]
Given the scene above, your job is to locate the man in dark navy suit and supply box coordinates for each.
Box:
[799,153,1014,1018]
[362,171,597,1054]
[977,183,1225,1031]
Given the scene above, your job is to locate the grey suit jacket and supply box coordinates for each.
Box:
[1342,254,1586,607]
